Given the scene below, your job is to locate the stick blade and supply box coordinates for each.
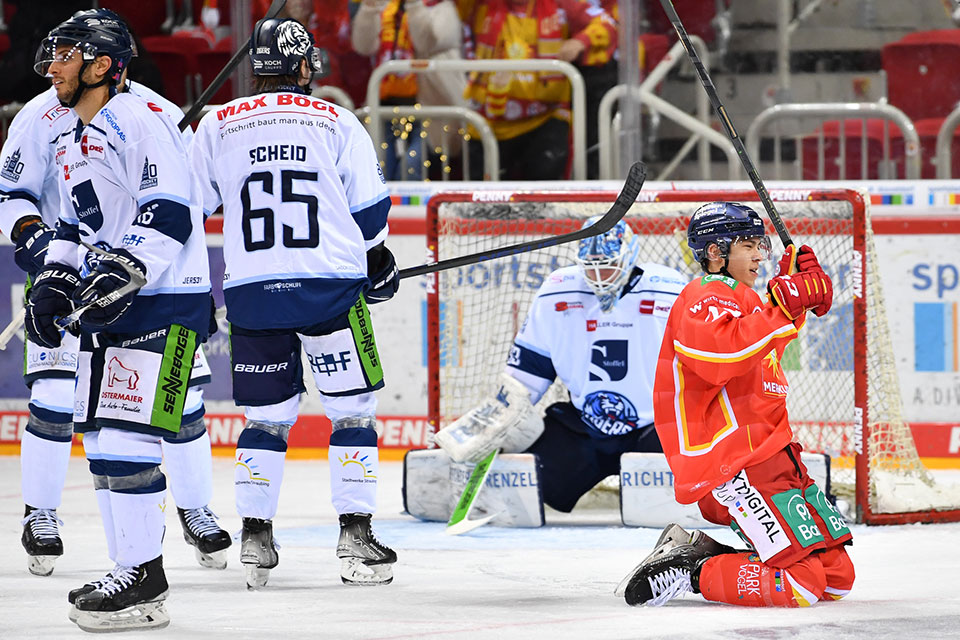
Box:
[445,449,499,535]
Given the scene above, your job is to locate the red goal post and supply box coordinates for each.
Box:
[425,187,960,525]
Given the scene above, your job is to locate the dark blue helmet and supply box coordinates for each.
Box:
[250,18,323,77]
[687,202,769,264]
[34,10,134,84]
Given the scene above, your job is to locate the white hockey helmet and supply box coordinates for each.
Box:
[575,217,640,313]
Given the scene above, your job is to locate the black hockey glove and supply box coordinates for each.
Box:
[72,249,147,328]
[25,264,81,349]
[365,243,399,304]
[13,219,55,277]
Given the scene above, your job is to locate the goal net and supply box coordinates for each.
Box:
[425,187,960,525]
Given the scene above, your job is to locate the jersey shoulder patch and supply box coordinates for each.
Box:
[700,273,739,290]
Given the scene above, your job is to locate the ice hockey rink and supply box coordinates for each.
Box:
[0,455,958,639]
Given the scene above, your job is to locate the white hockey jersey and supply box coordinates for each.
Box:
[0,87,77,237]
[506,263,688,438]
[189,89,390,329]
[45,92,211,335]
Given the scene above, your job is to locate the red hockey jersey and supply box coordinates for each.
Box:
[653,274,806,504]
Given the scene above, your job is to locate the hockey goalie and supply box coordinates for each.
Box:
[404,218,693,526]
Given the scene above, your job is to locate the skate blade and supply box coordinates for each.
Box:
[195,547,228,570]
[340,558,394,586]
[74,600,170,633]
[244,564,271,590]
[27,555,57,577]
[69,605,80,624]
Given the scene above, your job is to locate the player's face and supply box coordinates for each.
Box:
[726,237,767,287]
[47,44,83,102]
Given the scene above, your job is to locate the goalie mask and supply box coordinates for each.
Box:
[687,202,770,273]
[34,10,134,107]
[250,18,324,79]
[575,218,640,313]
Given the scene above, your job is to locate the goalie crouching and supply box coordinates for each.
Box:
[405,218,688,525]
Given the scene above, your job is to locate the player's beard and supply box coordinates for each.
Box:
[54,73,81,106]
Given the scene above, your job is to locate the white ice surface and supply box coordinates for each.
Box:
[1,455,959,639]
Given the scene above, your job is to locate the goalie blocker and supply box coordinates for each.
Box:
[403,451,832,529]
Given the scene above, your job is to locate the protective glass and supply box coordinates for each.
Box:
[33,38,89,77]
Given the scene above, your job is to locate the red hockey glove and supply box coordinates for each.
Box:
[775,244,797,276]
[795,244,823,274]
[768,270,832,320]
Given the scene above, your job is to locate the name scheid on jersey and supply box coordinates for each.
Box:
[191,91,390,329]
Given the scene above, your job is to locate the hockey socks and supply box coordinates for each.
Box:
[697,552,835,607]
[21,425,72,510]
[162,420,214,509]
[329,426,378,515]
[235,425,288,520]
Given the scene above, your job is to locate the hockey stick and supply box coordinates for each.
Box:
[0,309,24,350]
[445,449,502,535]
[54,242,148,331]
[177,0,288,130]
[397,161,647,281]
[657,0,793,249]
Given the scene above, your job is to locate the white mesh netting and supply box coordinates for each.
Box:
[427,189,960,522]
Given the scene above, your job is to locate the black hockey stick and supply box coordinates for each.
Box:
[397,161,647,280]
[177,0,287,130]
[657,0,792,249]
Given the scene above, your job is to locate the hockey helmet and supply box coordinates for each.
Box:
[250,18,323,77]
[687,202,770,265]
[34,10,134,84]
[575,217,640,313]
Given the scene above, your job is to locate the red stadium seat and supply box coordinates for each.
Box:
[800,119,916,180]
[196,50,235,105]
[881,30,960,122]
[914,117,960,179]
[100,1,168,38]
[645,0,718,44]
[141,35,211,107]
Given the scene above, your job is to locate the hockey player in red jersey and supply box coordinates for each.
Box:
[616,202,855,608]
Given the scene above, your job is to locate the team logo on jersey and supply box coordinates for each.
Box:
[139,157,158,190]
[106,356,141,392]
[761,349,789,397]
[589,340,628,381]
[1,148,24,183]
[581,390,639,436]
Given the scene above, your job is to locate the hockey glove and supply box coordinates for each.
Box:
[793,245,832,316]
[72,249,147,328]
[365,243,399,304]
[774,243,797,277]
[25,264,81,348]
[13,219,55,277]
[768,270,832,321]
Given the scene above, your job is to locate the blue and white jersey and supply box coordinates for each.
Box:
[125,80,193,146]
[0,87,78,237]
[45,92,210,335]
[189,90,390,329]
[506,263,688,438]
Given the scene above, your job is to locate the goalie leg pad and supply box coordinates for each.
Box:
[619,452,714,528]
[433,373,543,463]
[403,449,544,527]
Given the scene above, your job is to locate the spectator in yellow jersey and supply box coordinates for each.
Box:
[459,0,617,180]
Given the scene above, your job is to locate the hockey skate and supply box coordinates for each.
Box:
[68,565,119,623]
[73,556,170,632]
[614,524,693,597]
[240,518,279,590]
[21,506,63,576]
[336,513,397,585]
[178,506,231,569]
[618,526,737,607]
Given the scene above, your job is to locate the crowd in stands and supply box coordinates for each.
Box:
[2,1,956,181]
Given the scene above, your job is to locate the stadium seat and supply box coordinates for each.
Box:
[644,0,719,44]
[914,117,960,179]
[141,35,211,107]
[100,1,169,38]
[196,50,234,105]
[881,29,960,122]
[800,119,914,180]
